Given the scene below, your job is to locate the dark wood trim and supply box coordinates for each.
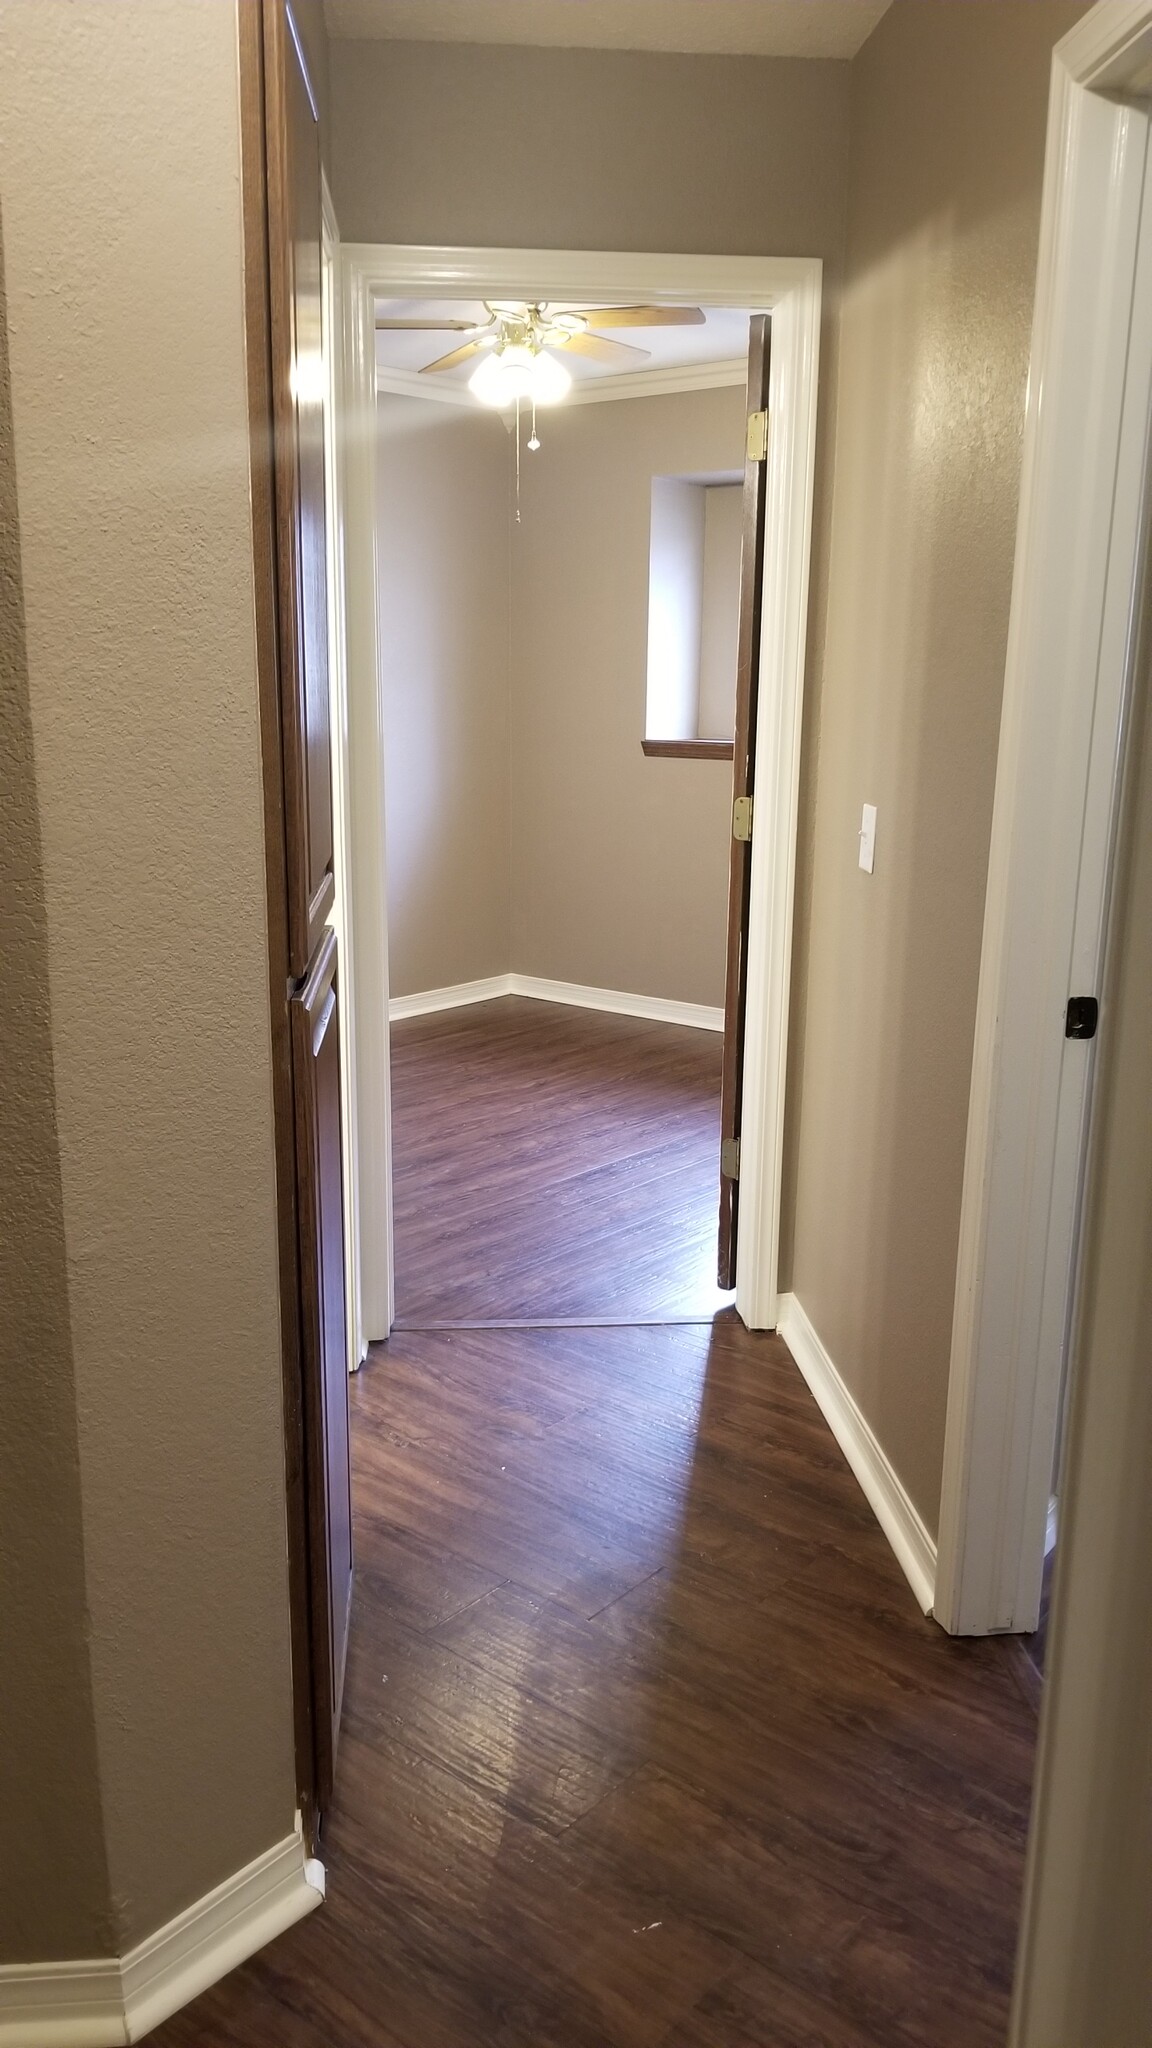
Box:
[237,0,318,1849]
[641,738,734,761]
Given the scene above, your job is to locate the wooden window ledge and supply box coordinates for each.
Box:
[642,738,734,761]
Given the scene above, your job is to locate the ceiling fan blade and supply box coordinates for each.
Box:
[559,331,651,366]
[419,335,495,375]
[576,305,707,329]
[376,318,481,332]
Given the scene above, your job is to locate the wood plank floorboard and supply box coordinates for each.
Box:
[149,1001,1037,2045]
[389,999,733,1324]
[152,1318,1037,2048]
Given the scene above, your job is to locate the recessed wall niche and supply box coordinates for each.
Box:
[645,472,742,744]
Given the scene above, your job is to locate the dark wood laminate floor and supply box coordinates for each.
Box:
[1009,1547,1055,1711]
[152,1319,1037,2048]
[390,999,733,1324]
[150,1002,1038,2047]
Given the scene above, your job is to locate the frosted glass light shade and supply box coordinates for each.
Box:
[469,344,534,406]
[528,350,572,406]
[468,343,572,409]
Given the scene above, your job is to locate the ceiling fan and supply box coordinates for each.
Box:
[375,300,707,403]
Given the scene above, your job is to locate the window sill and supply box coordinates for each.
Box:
[641,738,734,762]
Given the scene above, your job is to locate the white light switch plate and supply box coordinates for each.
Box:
[859,803,877,874]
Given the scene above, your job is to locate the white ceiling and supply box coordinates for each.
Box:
[375,300,754,395]
[326,0,893,61]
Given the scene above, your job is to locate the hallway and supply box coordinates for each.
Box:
[152,1002,1038,2047]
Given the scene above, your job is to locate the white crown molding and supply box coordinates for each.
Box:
[776,1293,937,1615]
[376,356,747,409]
[376,365,475,407]
[0,1831,324,2046]
[389,971,724,1031]
[567,357,747,405]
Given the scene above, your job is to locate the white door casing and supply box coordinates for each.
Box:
[935,2,1152,1635]
[337,246,397,1342]
[336,247,822,1339]
[321,179,367,1369]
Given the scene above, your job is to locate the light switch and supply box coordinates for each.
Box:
[858,803,877,875]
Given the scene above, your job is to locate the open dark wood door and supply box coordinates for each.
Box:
[291,930,353,1806]
[239,0,351,1837]
[718,317,772,1289]
[266,0,350,1815]
[267,0,335,981]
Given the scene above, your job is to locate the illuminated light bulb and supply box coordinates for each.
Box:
[468,342,572,409]
[469,343,535,406]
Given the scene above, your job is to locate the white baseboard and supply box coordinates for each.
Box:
[511,974,724,1031]
[0,1829,324,2046]
[389,973,515,1020]
[0,1962,124,2048]
[776,1293,937,1616]
[390,971,724,1032]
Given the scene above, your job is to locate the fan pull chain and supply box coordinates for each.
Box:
[515,394,521,524]
[528,398,540,453]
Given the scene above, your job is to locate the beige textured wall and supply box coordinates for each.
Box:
[0,204,115,1964]
[330,39,850,256]
[379,385,742,1006]
[783,0,1086,1532]
[1011,567,1152,2048]
[377,395,512,997]
[332,29,852,1007]
[340,6,1087,1553]
[0,0,297,1954]
[512,386,746,1004]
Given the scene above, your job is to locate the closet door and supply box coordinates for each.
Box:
[267,0,334,981]
[261,0,351,1819]
[291,929,353,1801]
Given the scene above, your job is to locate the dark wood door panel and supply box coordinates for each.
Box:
[718,316,772,1290]
[266,0,334,979]
[241,0,352,1839]
[291,926,353,1805]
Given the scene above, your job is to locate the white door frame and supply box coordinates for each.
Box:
[335,244,396,1343]
[935,0,1152,1635]
[337,245,823,1338]
[321,178,367,1369]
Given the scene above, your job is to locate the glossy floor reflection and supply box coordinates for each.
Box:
[151,1315,1037,2047]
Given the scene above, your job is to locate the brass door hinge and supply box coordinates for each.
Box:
[721,1137,741,1181]
[732,794,754,843]
[746,409,769,462]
